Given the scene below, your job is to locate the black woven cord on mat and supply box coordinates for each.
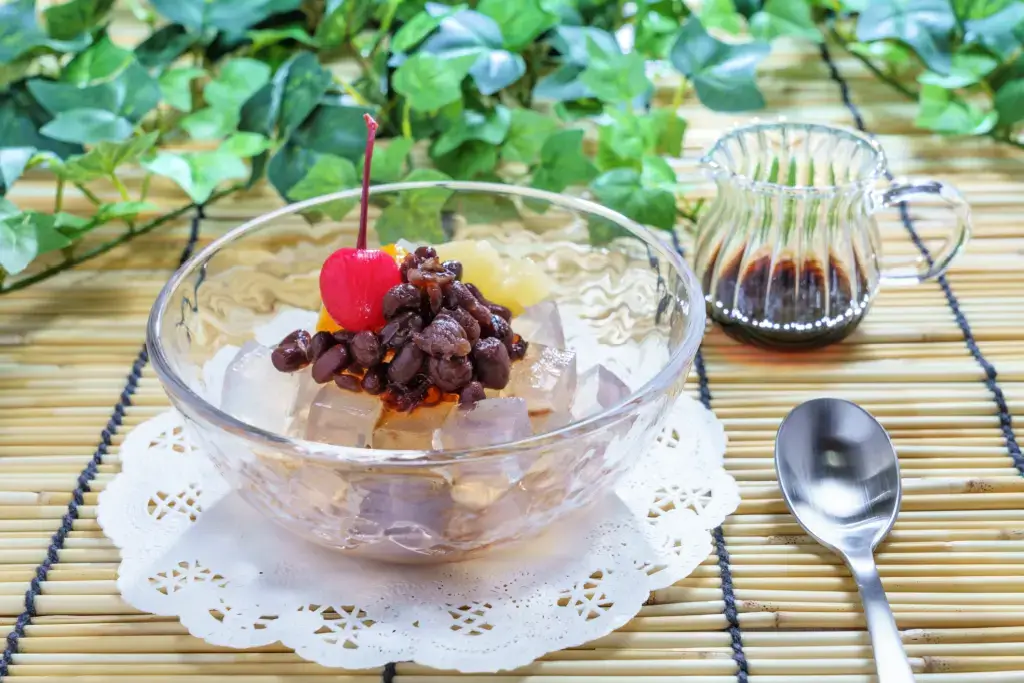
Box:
[819,42,1023,475]
[670,229,749,682]
[0,207,206,680]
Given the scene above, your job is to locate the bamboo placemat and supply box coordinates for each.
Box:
[3,13,1024,682]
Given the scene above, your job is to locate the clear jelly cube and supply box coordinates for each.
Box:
[504,343,577,414]
[303,383,383,448]
[433,397,532,450]
[373,404,454,450]
[221,341,302,433]
[513,300,565,349]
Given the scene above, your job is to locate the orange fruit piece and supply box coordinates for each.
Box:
[316,305,343,333]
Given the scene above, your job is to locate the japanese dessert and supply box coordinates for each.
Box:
[148,114,704,564]
[219,115,630,455]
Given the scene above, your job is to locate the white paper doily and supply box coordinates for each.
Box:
[98,396,738,672]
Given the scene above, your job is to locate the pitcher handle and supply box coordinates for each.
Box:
[872,178,971,285]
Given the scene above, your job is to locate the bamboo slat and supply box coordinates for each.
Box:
[1,8,1023,682]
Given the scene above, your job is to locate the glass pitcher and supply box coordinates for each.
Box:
[693,121,971,350]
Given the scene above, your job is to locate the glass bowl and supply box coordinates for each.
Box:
[147,181,705,563]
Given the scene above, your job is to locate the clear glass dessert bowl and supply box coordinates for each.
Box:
[147,181,706,563]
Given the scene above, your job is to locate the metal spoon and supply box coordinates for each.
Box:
[775,398,915,683]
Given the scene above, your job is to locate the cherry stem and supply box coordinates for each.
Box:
[357,113,378,251]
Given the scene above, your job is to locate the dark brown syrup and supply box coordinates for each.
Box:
[702,251,872,350]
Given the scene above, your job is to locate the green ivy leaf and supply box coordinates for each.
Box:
[432,140,499,179]
[360,137,414,183]
[219,132,270,158]
[62,34,133,86]
[531,128,597,193]
[750,0,821,43]
[669,18,769,112]
[580,36,650,103]
[134,24,199,72]
[469,49,526,95]
[847,40,913,70]
[650,108,686,157]
[0,211,38,275]
[44,0,115,41]
[550,25,619,64]
[158,67,205,112]
[291,102,372,162]
[701,0,745,35]
[639,155,677,190]
[247,25,319,52]
[856,0,957,76]
[994,79,1024,126]
[0,85,82,160]
[143,150,247,204]
[533,64,590,101]
[94,200,159,222]
[59,132,158,181]
[267,103,372,200]
[181,107,238,140]
[376,168,454,244]
[477,0,557,51]
[917,50,998,88]
[0,0,91,65]
[52,210,93,239]
[274,52,332,138]
[501,109,559,165]
[915,84,997,134]
[316,0,377,48]
[596,110,657,171]
[634,9,681,59]
[590,162,677,230]
[32,212,73,254]
[150,0,304,33]
[0,210,71,275]
[205,58,271,111]
[432,106,511,157]
[0,197,18,219]
[286,153,359,220]
[418,9,525,95]
[964,4,1024,59]
[392,11,446,52]
[182,58,271,140]
[40,108,133,144]
[35,59,161,123]
[393,52,477,112]
[534,25,617,100]
[445,192,520,225]
[0,147,34,194]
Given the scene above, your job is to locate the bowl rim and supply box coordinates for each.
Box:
[147,180,706,467]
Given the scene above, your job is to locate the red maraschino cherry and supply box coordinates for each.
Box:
[319,114,401,332]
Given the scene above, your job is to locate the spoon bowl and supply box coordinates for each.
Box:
[776,398,915,683]
[776,397,902,554]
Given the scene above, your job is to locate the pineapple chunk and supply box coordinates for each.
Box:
[435,240,553,316]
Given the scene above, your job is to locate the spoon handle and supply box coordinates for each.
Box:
[846,549,916,682]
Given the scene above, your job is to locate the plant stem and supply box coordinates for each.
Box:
[74,182,103,206]
[334,76,368,105]
[110,174,131,202]
[54,177,64,214]
[140,173,152,201]
[672,78,689,111]
[0,185,240,295]
[401,100,413,139]
[829,27,917,99]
